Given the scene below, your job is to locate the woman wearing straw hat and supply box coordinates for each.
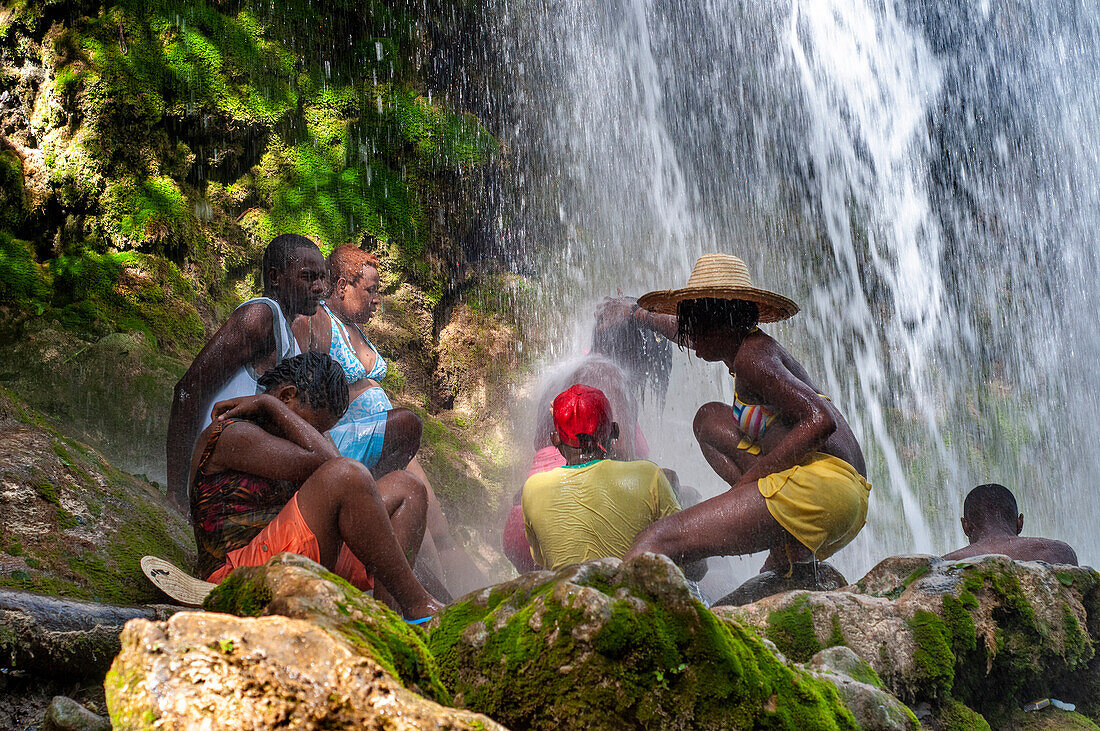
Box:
[619,253,870,573]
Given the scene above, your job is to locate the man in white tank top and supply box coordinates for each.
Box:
[165,234,327,513]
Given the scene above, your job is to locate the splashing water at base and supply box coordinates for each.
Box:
[491,0,1100,588]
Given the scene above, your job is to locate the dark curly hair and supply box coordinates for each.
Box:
[257,352,350,418]
[676,297,759,345]
[592,299,673,407]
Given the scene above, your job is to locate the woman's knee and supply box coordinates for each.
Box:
[693,401,731,442]
[387,408,423,450]
[378,470,428,512]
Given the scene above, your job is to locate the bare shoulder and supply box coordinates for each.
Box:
[231,300,275,333]
[1023,537,1079,566]
[291,310,327,352]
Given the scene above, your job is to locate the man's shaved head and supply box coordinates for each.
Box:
[962,483,1019,528]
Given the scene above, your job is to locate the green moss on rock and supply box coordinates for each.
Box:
[908,610,955,699]
[938,699,991,731]
[430,557,858,730]
[767,594,824,663]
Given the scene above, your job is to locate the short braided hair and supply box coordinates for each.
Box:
[257,352,350,418]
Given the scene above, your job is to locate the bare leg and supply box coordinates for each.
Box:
[294,457,442,619]
[625,482,790,565]
[372,469,430,608]
[374,408,422,477]
[641,403,810,572]
[693,401,761,487]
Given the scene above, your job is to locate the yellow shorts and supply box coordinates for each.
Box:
[758,453,870,560]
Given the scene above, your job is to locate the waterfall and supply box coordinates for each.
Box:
[492,0,1100,585]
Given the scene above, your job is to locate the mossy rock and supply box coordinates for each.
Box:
[203,551,449,704]
[0,387,192,604]
[722,555,1100,725]
[937,699,990,731]
[0,325,186,479]
[429,555,858,730]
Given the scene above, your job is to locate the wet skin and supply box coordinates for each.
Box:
[191,389,442,619]
[294,263,488,597]
[166,247,328,512]
[943,513,1078,565]
[294,263,422,476]
[624,310,866,571]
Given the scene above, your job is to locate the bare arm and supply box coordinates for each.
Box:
[632,305,684,345]
[166,303,278,512]
[730,343,836,488]
[205,394,339,483]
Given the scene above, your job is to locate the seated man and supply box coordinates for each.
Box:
[942,483,1078,565]
[191,351,442,620]
[521,384,705,579]
[167,233,326,513]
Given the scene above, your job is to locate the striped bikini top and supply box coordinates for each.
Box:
[732,380,777,442]
[321,301,387,385]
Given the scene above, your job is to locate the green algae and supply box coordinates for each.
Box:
[938,699,991,731]
[908,609,955,698]
[942,594,978,657]
[430,571,858,729]
[766,594,839,663]
[0,390,193,603]
[203,569,273,617]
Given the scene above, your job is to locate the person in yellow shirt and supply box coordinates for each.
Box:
[522,384,706,580]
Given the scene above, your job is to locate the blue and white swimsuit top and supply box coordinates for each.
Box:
[321,300,387,385]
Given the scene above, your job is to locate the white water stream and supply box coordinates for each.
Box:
[492,0,1100,591]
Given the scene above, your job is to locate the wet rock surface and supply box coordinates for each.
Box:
[107,611,502,731]
[428,554,858,730]
[714,561,848,606]
[0,589,178,677]
[716,554,1100,728]
[0,390,194,604]
[40,695,112,731]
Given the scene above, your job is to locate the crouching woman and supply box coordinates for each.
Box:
[189,351,441,620]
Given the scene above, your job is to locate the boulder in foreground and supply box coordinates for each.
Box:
[429,554,858,730]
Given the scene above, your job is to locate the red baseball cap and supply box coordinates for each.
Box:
[552,384,613,453]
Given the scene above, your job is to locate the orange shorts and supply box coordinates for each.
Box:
[207,494,374,591]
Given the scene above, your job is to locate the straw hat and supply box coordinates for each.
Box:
[638,253,799,322]
[141,555,216,608]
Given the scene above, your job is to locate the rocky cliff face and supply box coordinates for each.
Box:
[0,0,522,554]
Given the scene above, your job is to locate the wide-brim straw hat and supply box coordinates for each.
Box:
[638,253,800,322]
[141,555,216,608]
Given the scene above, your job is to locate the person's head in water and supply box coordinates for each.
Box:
[262,234,327,316]
[961,483,1023,540]
[676,297,759,362]
[257,352,350,432]
[593,297,673,407]
[550,384,620,462]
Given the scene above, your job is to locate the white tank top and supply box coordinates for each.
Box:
[200,297,300,429]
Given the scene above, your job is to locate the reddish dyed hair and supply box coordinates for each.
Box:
[327,244,381,285]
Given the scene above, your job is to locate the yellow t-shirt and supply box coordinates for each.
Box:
[521,458,681,570]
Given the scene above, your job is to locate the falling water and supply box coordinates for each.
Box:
[490,0,1100,586]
